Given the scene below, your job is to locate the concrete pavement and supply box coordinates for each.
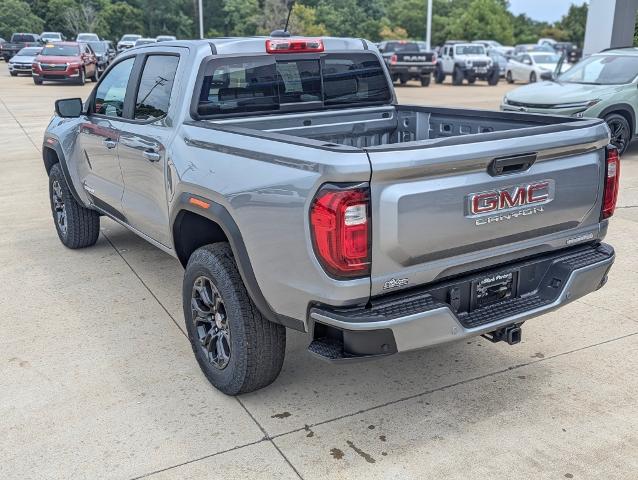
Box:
[1,72,637,480]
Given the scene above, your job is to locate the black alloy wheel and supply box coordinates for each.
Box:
[605,113,631,155]
[51,179,68,239]
[191,276,231,370]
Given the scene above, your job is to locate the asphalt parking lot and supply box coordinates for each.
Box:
[1,72,637,480]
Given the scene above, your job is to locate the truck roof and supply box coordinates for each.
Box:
[128,37,372,55]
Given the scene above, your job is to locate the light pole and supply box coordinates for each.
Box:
[425,0,433,50]
[198,0,204,39]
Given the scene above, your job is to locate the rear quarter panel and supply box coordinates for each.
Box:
[170,124,373,326]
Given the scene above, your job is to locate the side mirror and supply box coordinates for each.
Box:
[540,71,554,81]
[55,98,83,118]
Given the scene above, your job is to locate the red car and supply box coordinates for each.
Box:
[32,42,98,85]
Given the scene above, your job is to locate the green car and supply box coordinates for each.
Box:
[501,47,638,154]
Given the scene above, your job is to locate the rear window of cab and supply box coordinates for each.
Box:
[196,52,392,118]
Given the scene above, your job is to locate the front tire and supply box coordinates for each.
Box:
[183,243,286,395]
[48,163,100,249]
[506,70,514,84]
[529,71,537,83]
[452,65,464,86]
[488,68,500,86]
[77,68,85,85]
[33,77,43,85]
[605,113,631,155]
[10,71,17,77]
[91,67,99,82]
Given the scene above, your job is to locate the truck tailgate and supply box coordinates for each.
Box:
[366,121,610,296]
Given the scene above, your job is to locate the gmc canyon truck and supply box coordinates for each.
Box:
[44,37,617,395]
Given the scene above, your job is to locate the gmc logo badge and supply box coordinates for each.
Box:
[468,181,553,216]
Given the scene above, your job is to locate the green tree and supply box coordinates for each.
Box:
[386,0,425,39]
[447,0,514,45]
[0,0,44,39]
[557,3,588,46]
[223,0,260,36]
[511,14,547,44]
[98,2,144,40]
[314,0,377,38]
[289,4,328,36]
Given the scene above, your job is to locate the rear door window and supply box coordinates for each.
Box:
[134,55,179,120]
[197,52,391,117]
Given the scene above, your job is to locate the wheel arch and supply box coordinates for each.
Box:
[171,194,305,332]
[42,139,84,205]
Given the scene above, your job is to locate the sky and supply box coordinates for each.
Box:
[508,0,588,23]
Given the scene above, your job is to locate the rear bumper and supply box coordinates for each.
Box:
[389,64,436,76]
[309,243,614,359]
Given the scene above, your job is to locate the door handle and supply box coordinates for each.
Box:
[488,153,537,176]
[103,138,117,149]
[143,149,161,162]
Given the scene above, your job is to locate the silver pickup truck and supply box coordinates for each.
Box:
[43,37,618,395]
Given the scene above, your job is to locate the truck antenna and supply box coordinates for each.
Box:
[271,1,296,37]
[284,0,295,33]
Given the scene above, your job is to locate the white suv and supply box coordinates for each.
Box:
[435,43,500,86]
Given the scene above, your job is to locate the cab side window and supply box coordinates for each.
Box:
[93,57,135,117]
[134,55,179,120]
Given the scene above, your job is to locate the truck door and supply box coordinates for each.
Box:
[78,56,135,216]
[118,53,181,246]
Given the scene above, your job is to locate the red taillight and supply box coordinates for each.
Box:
[266,38,324,54]
[390,54,398,65]
[602,145,620,219]
[310,184,371,279]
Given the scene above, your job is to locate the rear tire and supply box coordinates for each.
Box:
[435,64,445,84]
[506,70,514,84]
[452,65,464,86]
[488,68,500,86]
[420,74,431,87]
[48,163,100,249]
[183,243,286,395]
[399,74,408,85]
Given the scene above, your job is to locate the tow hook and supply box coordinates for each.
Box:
[481,324,522,345]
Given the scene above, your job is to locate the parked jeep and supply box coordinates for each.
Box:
[436,42,500,85]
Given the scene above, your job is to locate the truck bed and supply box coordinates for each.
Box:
[195,104,609,298]
[206,104,589,149]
